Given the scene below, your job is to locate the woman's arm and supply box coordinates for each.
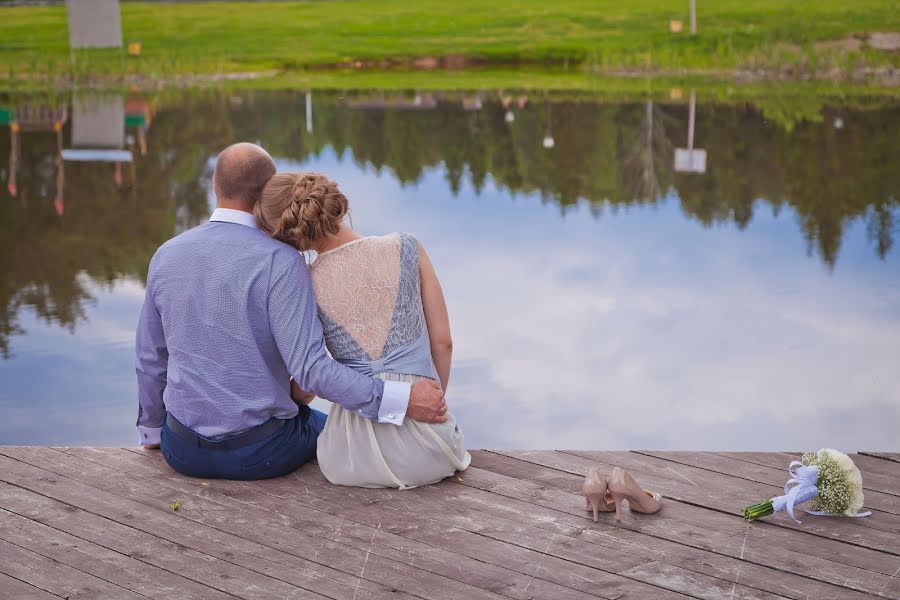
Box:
[418,241,452,392]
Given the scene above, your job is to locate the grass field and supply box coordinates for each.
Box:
[1,0,898,89]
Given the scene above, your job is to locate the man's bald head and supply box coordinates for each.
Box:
[213,143,276,210]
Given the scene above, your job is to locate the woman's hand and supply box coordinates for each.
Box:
[290,378,316,405]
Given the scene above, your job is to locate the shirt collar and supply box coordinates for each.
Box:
[209,207,258,229]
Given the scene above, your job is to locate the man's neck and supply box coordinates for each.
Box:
[216,199,253,213]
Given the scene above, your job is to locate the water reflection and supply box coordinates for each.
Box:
[0,89,898,448]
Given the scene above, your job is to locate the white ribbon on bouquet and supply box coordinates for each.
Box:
[770,461,871,524]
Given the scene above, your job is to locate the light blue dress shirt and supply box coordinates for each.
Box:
[135,208,410,445]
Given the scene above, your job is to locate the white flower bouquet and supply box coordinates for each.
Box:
[743,448,870,523]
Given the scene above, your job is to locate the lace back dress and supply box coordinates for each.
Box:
[312,232,470,488]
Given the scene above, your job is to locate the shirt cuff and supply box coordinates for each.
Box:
[377,381,410,426]
[137,426,162,446]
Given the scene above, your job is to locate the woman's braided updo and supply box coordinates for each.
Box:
[256,172,349,251]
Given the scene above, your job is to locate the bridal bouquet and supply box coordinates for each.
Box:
[743,449,870,523]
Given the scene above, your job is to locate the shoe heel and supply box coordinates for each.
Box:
[582,467,608,523]
[611,492,626,521]
[586,494,601,522]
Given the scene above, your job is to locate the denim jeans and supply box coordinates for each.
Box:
[161,405,328,480]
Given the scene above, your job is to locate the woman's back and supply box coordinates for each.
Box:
[311,232,470,488]
[310,232,435,379]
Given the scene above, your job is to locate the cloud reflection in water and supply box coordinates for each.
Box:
[1,146,898,450]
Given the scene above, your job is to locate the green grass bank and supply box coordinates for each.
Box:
[1,0,898,90]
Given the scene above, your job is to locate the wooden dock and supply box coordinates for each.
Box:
[0,448,898,600]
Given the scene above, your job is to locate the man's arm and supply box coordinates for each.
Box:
[135,279,167,447]
[268,253,447,424]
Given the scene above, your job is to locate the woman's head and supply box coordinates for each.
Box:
[256,172,349,251]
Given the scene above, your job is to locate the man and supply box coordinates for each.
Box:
[135,143,447,480]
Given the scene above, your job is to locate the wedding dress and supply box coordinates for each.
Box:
[312,232,471,488]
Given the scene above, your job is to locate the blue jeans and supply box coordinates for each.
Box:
[161,405,328,480]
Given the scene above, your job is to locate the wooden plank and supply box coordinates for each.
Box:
[515,450,900,549]
[851,454,900,480]
[617,563,786,600]
[0,448,549,600]
[406,476,872,600]
[0,572,61,600]
[0,453,491,600]
[398,470,884,600]
[0,507,233,600]
[716,451,900,497]
[119,448,880,598]
[564,450,900,529]
[861,453,900,464]
[640,451,900,511]
[0,457,391,600]
[556,448,900,543]
[0,483,329,600]
[100,450,808,598]
[59,448,650,600]
[4,446,897,599]
[120,447,891,600]
[117,449,810,600]
[89,449,796,600]
[59,449,632,600]
[61,449,716,600]
[0,537,145,600]
[469,451,900,598]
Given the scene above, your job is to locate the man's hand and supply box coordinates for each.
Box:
[406,380,448,424]
[142,443,160,450]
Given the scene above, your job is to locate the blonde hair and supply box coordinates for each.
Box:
[256,172,349,251]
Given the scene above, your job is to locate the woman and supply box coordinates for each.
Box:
[256,172,471,488]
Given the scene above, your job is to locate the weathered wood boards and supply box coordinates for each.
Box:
[0,447,897,599]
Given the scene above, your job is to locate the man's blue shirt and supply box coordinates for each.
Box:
[134,209,406,445]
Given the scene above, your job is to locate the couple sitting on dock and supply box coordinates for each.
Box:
[135,142,470,488]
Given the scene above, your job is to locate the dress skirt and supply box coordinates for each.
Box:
[316,372,471,488]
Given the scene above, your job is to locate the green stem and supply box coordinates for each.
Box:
[743,500,774,521]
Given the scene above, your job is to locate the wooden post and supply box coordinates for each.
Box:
[690,0,697,35]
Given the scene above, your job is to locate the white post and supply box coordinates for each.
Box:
[542,102,554,149]
[687,91,696,151]
[690,0,697,35]
[687,90,696,170]
[305,92,312,134]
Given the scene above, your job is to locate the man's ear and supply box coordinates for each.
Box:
[212,172,218,198]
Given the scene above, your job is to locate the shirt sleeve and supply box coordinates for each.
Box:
[134,274,167,445]
[268,253,409,422]
[378,381,411,425]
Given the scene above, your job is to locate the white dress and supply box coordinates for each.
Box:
[312,233,471,488]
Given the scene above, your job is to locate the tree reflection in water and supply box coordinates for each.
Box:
[0,89,897,356]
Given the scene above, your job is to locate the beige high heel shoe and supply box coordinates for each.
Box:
[582,467,615,522]
[607,466,662,520]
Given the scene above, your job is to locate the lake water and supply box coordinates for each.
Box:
[1,89,898,450]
